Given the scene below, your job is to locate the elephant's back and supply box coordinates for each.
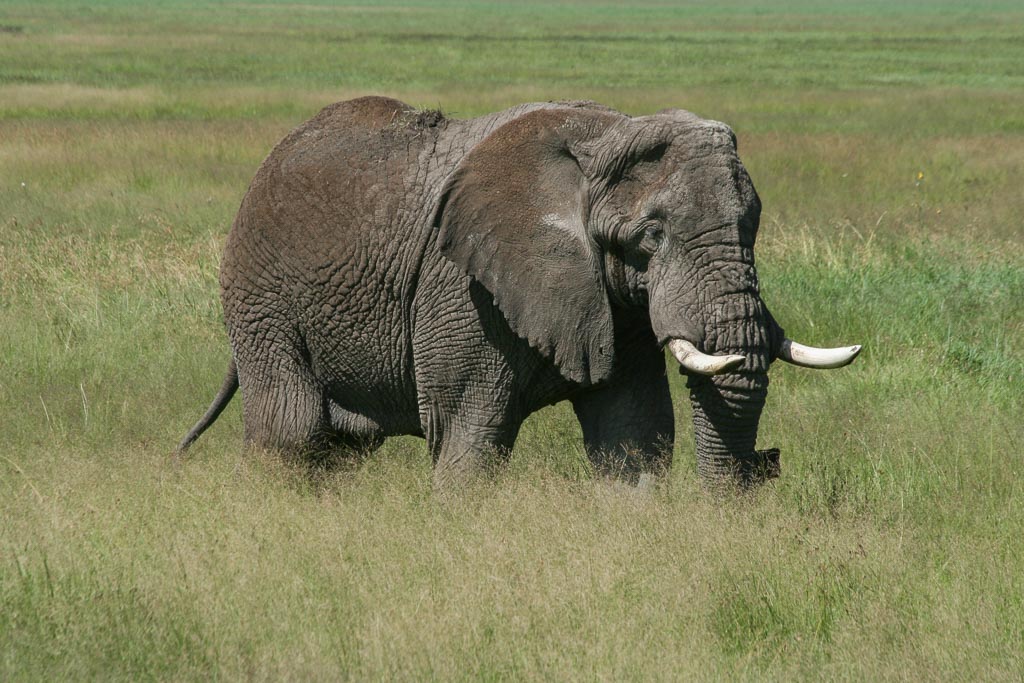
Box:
[221,96,447,299]
[295,96,412,133]
[226,96,433,249]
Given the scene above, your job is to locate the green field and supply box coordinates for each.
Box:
[2,1,1023,679]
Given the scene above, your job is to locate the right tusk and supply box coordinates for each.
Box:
[778,338,862,369]
[668,339,745,376]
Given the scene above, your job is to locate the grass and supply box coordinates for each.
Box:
[1,0,1023,679]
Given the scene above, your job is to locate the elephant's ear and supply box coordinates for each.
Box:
[434,108,619,386]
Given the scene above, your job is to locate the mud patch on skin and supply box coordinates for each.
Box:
[410,108,445,129]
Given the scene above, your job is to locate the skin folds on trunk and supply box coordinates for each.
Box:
[689,375,769,484]
[684,289,777,486]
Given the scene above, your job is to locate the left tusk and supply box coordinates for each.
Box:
[668,339,745,376]
[777,338,862,369]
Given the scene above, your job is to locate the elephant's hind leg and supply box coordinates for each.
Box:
[238,362,329,454]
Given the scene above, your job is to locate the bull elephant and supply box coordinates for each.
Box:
[178,96,860,488]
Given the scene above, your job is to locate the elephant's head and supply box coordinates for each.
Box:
[435,105,860,486]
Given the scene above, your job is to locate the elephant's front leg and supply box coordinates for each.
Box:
[424,411,522,490]
[570,343,675,483]
[415,362,524,490]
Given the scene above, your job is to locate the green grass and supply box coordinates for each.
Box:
[2,1,1023,679]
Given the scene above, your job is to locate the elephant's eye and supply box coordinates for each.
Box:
[639,223,664,252]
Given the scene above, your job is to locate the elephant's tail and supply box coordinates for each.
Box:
[176,358,239,455]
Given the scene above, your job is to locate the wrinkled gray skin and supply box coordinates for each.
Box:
[179,96,789,488]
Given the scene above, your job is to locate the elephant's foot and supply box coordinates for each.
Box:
[427,420,518,492]
[586,444,672,485]
[698,448,781,491]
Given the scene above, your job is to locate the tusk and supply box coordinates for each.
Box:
[668,339,745,376]
[778,339,862,369]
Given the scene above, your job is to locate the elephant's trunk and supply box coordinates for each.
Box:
[681,289,779,486]
[689,374,771,484]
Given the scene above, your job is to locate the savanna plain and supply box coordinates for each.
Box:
[1,1,1023,679]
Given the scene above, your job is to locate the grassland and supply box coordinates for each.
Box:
[1,1,1023,679]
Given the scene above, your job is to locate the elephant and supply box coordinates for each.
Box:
[177,96,861,488]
